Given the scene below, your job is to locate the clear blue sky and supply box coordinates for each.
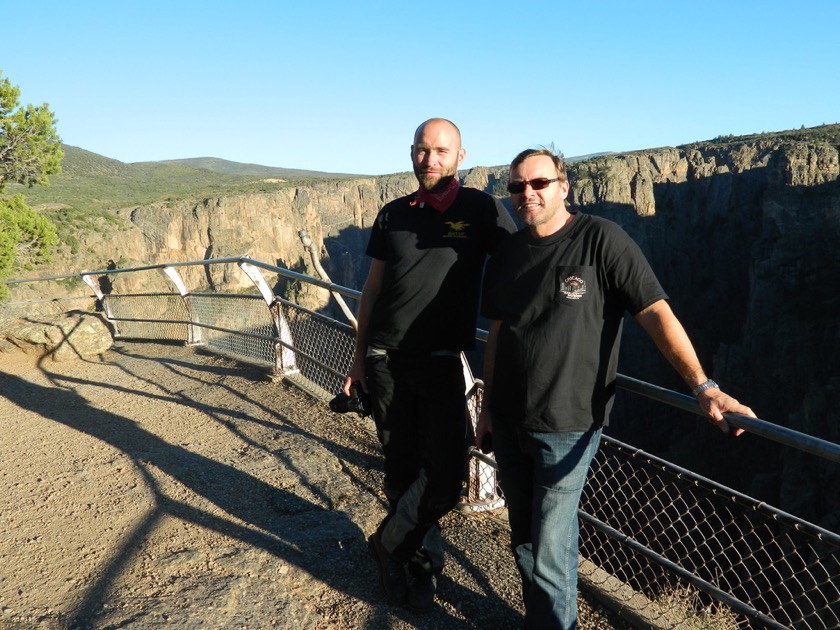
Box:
[3,1,838,175]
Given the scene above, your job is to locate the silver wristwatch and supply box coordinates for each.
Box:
[691,379,719,397]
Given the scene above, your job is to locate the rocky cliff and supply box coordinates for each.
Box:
[8,172,417,307]
[8,126,840,530]
[566,131,840,531]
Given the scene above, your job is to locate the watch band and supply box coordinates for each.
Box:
[692,379,719,397]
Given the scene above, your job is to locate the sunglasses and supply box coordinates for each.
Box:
[507,177,560,194]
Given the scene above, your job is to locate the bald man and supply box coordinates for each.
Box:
[344,118,515,611]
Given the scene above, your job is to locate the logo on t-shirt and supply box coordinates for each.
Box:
[444,221,470,239]
[559,275,586,300]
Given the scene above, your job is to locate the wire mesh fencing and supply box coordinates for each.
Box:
[579,437,839,629]
[276,299,356,400]
[189,294,278,368]
[104,293,190,341]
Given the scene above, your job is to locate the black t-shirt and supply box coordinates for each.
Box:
[366,186,515,353]
[481,213,667,432]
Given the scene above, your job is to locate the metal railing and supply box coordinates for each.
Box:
[4,257,839,629]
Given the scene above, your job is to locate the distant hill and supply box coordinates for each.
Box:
[9,145,366,212]
[157,157,362,180]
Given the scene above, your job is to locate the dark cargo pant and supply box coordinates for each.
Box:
[365,350,470,572]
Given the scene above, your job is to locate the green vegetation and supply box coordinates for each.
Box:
[5,145,364,266]
[0,194,60,298]
[9,145,363,214]
[682,123,840,150]
[490,178,508,198]
[567,160,610,188]
[709,134,737,145]
[45,205,127,255]
[0,70,63,190]
[0,70,63,299]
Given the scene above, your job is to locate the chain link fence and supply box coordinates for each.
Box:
[105,293,190,342]
[276,299,356,400]
[580,437,839,629]
[5,257,839,629]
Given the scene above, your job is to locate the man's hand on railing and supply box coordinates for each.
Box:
[698,388,755,437]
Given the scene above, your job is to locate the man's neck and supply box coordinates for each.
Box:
[530,210,574,238]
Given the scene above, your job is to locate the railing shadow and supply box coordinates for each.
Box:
[1,372,362,626]
[0,342,524,627]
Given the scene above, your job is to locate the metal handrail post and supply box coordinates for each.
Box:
[298,230,358,331]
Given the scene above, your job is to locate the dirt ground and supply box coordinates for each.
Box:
[0,341,629,629]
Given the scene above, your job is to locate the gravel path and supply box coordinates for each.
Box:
[0,341,631,629]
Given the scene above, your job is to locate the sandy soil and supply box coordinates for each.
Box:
[0,341,628,629]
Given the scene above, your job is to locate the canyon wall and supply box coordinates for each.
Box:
[567,138,840,532]
[9,133,840,530]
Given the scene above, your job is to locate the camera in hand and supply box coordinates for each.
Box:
[329,381,372,417]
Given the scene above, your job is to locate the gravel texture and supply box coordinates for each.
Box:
[0,340,631,629]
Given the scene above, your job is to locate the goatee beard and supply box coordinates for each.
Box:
[418,173,456,192]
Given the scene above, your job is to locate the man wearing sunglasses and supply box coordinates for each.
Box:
[343,118,515,612]
[476,148,756,629]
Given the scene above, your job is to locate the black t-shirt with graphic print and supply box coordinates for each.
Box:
[481,212,667,433]
[366,186,515,354]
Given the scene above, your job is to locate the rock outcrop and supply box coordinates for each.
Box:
[0,311,113,361]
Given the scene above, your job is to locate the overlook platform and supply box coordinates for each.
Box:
[4,256,838,629]
[0,341,627,629]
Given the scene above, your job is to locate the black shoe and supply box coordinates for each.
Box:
[405,565,437,612]
[368,532,408,606]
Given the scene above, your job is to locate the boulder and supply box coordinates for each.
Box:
[0,311,113,361]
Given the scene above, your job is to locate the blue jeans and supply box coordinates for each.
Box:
[493,421,602,630]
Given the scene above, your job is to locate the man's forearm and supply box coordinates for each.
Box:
[352,259,385,363]
[634,299,708,389]
[482,320,501,401]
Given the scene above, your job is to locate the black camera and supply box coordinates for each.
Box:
[329,381,372,417]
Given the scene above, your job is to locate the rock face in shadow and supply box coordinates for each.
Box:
[9,126,840,530]
[565,132,840,533]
